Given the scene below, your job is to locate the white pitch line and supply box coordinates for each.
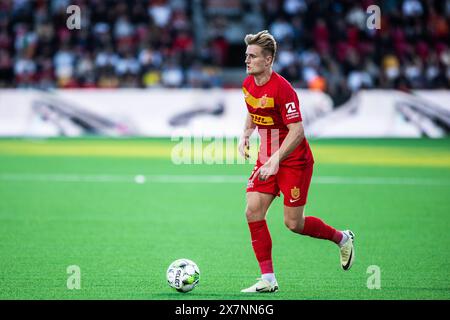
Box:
[314,176,450,186]
[0,173,132,183]
[0,173,450,186]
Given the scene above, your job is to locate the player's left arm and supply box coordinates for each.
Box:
[272,121,304,162]
[273,83,304,163]
[252,82,304,181]
[257,122,304,181]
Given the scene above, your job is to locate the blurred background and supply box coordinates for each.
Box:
[0,0,449,138]
[0,0,448,99]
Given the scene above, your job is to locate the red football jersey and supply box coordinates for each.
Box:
[242,71,314,167]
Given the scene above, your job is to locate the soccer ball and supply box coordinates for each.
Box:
[166,258,200,293]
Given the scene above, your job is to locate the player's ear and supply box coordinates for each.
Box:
[266,55,273,67]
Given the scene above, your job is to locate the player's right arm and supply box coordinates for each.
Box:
[238,112,256,159]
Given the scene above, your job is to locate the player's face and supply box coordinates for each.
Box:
[245,45,272,75]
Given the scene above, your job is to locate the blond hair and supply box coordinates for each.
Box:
[244,30,277,61]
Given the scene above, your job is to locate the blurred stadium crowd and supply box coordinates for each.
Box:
[0,0,449,104]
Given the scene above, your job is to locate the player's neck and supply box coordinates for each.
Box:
[253,69,273,86]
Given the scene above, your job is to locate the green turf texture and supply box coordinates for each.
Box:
[0,138,449,300]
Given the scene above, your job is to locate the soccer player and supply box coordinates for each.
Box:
[239,30,355,293]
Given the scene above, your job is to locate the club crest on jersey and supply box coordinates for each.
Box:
[291,186,300,199]
[242,87,274,109]
[260,94,268,107]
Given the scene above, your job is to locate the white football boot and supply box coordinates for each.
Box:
[241,278,279,293]
[340,230,355,270]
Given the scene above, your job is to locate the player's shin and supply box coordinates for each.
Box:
[300,216,343,244]
[248,220,274,274]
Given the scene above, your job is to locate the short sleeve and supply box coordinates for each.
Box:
[279,83,302,125]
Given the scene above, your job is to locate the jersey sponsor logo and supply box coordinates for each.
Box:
[286,113,300,120]
[243,87,274,109]
[291,186,300,200]
[249,113,274,126]
[285,102,300,120]
[285,102,297,114]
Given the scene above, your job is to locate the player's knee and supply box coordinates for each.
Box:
[284,217,304,233]
[245,203,263,222]
[284,219,298,232]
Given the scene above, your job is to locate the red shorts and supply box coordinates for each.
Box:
[246,160,313,207]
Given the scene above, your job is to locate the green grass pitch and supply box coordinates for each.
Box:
[0,138,449,300]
